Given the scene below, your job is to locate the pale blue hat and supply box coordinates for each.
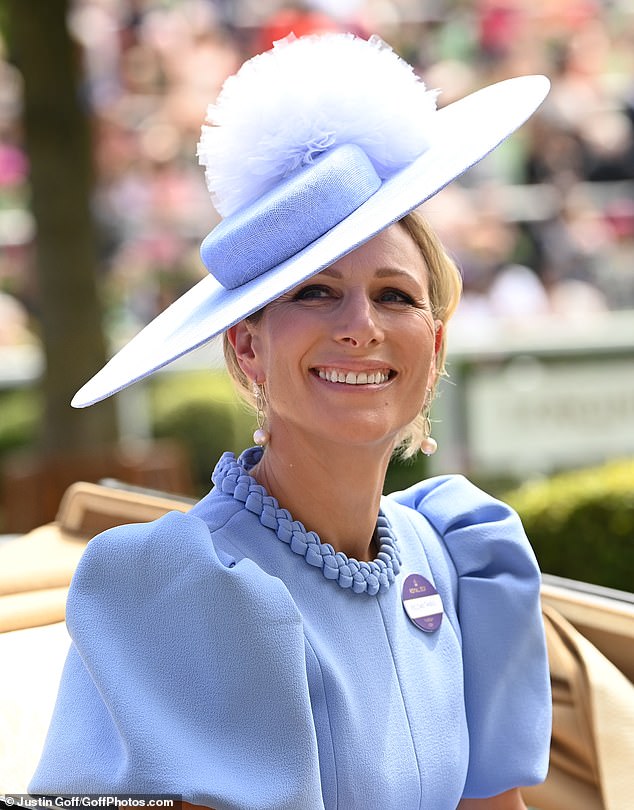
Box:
[73,34,549,408]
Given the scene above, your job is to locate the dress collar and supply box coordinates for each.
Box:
[212,448,401,596]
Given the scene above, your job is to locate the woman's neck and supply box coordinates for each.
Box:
[250,429,394,562]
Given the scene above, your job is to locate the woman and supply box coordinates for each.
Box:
[31,34,551,809]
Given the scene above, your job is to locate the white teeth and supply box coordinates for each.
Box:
[316,369,389,385]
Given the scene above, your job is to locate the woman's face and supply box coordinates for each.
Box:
[229,223,442,453]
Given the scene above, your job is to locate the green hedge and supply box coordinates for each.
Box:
[384,452,429,496]
[0,389,40,457]
[504,459,634,592]
[150,371,253,495]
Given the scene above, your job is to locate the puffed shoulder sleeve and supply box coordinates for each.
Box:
[390,475,551,798]
[29,512,325,810]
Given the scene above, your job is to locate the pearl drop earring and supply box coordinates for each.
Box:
[421,432,438,457]
[252,382,270,447]
[421,389,437,456]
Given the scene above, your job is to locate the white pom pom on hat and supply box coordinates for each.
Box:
[73,33,550,408]
[198,34,439,218]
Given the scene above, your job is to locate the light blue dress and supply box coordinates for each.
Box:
[30,447,551,809]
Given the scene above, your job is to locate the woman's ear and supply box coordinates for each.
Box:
[433,319,444,357]
[427,320,444,389]
[227,320,263,382]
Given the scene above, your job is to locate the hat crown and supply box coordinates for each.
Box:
[201,144,383,289]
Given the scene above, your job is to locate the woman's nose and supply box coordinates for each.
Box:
[333,293,384,347]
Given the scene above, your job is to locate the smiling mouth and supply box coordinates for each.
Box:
[312,368,395,385]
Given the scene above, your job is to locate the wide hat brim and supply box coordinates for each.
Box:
[73,74,549,408]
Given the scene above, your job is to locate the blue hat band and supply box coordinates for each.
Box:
[200,144,382,290]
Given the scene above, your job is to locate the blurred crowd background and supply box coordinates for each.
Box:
[0,0,633,351]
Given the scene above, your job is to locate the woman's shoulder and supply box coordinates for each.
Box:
[387,473,515,524]
[71,504,234,586]
[72,480,268,576]
[386,474,539,578]
[67,501,301,639]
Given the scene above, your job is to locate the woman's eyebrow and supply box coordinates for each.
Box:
[374,267,420,282]
[319,267,343,279]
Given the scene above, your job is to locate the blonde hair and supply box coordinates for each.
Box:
[223,209,462,458]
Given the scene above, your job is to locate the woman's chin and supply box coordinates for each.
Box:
[294,422,403,455]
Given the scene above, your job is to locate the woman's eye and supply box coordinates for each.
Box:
[379,288,415,304]
[294,285,332,300]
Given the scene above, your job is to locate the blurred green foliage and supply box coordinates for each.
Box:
[384,453,430,496]
[150,371,253,496]
[0,389,41,457]
[504,459,634,592]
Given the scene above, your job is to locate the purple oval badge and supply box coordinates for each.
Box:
[402,573,443,633]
